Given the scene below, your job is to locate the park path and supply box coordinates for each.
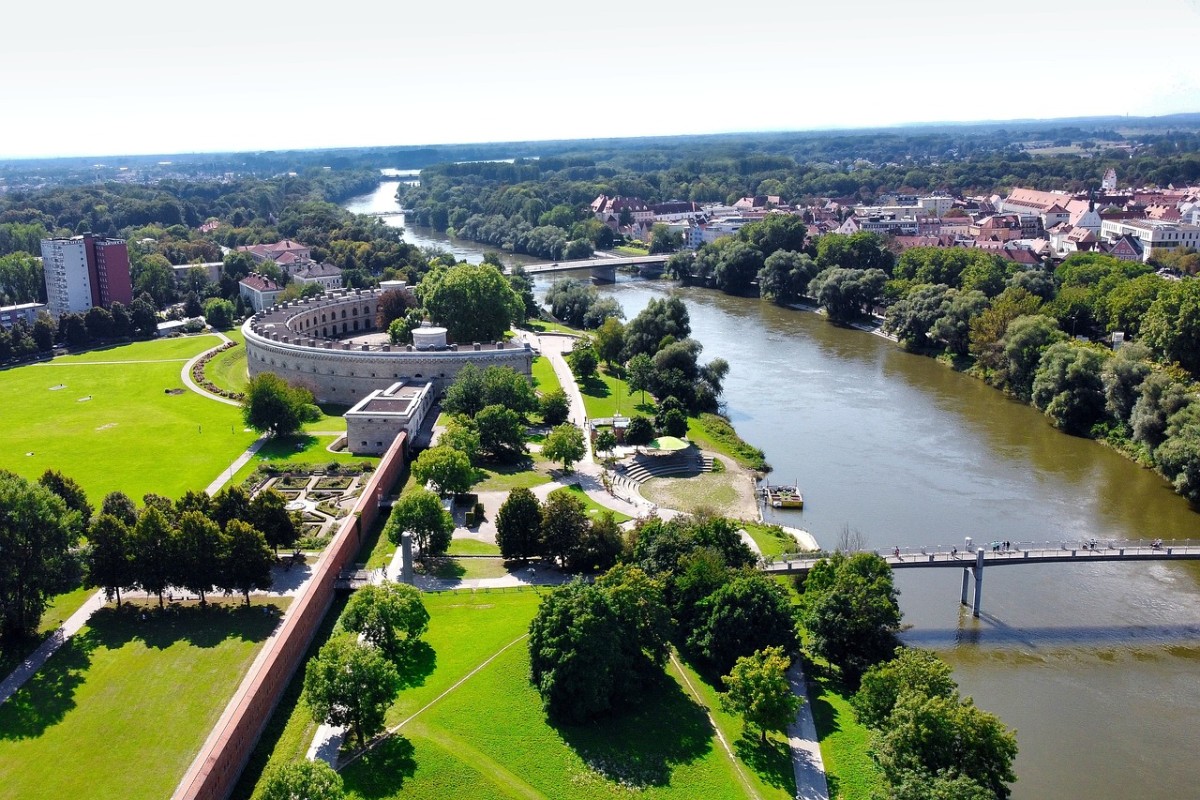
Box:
[531,333,592,463]
[0,589,106,707]
[203,434,270,495]
[787,662,830,800]
[180,330,239,407]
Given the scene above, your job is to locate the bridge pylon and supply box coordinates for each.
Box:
[960,547,986,617]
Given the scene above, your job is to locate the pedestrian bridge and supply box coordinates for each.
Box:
[765,539,1200,616]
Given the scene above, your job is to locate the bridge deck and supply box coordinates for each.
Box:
[765,540,1200,575]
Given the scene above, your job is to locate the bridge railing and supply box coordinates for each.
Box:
[769,538,1200,566]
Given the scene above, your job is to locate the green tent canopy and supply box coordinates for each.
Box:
[647,436,689,452]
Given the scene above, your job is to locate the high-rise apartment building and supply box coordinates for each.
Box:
[41,234,133,317]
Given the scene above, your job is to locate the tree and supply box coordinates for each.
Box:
[1141,278,1200,375]
[58,312,89,347]
[930,289,989,357]
[32,311,55,351]
[341,581,430,662]
[998,315,1066,400]
[885,284,953,351]
[543,423,586,472]
[625,415,655,448]
[440,414,482,463]
[249,488,301,554]
[86,513,133,607]
[442,363,488,417]
[0,472,78,640]
[720,646,800,743]
[622,296,690,360]
[387,308,424,344]
[101,491,138,527]
[305,633,402,748]
[1132,371,1192,450]
[211,484,251,530]
[38,469,92,536]
[258,761,345,800]
[175,511,224,604]
[758,250,819,304]
[243,372,318,437]
[809,267,888,323]
[412,445,475,495]
[128,294,159,339]
[852,646,958,729]
[569,512,623,573]
[739,214,808,257]
[481,365,538,415]
[495,487,543,562]
[527,580,626,723]
[84,306,115,340]
[873,693,1019,800]
[387,488,453,561]
[626,353,655,406]
[541,488,589,567]
[567,342,598,379]
[594,564,671,669]
[221,519,274,605]
[712,240,764,295]
[375,287,417,329]
[131,505,176,608]
[133,254,176,306]
[538,389,570,427]
[688,572,798,676]
[594,429,618,460]
[418,263,521,343]
[593,316,625,366]
[801,552,902,685]
[202,297,236,329]
[1031,342,1109,435]
[475,404,527,461]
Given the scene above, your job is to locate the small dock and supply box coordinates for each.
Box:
[761,482,803,509]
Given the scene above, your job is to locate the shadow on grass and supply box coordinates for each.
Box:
[579,374,610,399]
[734,733,796,791]
[394,640,436,690]
[85,602,283,652]
[0,602,281,742]
[555,677,713,788]
[257,435,320,460]
[340,735,417,798]
[420,557,466,581]
[0,633,92,741]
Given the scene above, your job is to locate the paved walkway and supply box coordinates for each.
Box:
[0,589,106,706]
[533,333,593,463]
[787,661,830,800]
[204,434,270,496]
[180,331,239,407]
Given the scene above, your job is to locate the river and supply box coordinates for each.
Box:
[345,181,1200,799]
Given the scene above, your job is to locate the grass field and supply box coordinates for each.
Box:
[530,355,561,396]
[642,472,741,515]
[0,599,287,800]
[808,668,885,799]
[446,539,502,556]
[0,586,97,678]
[577,366,652,420]
[550,482,632,523]
[0,335,258,500]
[741,522,802,559]
[205,327,248,394]
[472,459,553,492]
[686,413,770,472]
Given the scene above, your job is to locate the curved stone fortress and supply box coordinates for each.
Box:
[243,288,533,405]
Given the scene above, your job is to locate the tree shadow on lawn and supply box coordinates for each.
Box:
[0,633,92,741]
[734,733,796,791]
[394,640,436,691]
[579,374,610,399]
[420,557,466,581]
[555,677,713,788]
[340,735,417,798]
[87,602,283,652]
[258,435,320,460]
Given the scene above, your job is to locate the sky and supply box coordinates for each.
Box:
[4,0,1200,159]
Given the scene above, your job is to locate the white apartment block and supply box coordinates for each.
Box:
[1099,219,1200,262]
[41,238,94,317]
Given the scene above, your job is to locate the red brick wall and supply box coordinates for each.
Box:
[173,433,407,800]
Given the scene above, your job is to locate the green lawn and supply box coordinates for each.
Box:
[530,355,561,396]
[231,435,379,487]
[447,539,502,556]
[417,557,515,581]
[614,245,650,256]
[0,586,97,678]
[522,319,583,336]
[0,599,287,800]
[808,667,885,800]
[0,336,258,500]
[577,365,652,420]
[550,483,632,524]
[472,459,553,492]
[686,413,770,472]
[303,404,349,434]
[741,522,802,559]
[205,327,248,394]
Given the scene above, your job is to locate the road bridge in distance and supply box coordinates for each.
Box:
[508,254,670,282]
[765,538,1200,617]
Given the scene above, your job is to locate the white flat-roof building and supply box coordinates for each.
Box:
[1099,219,1200,262]
[345,380,436,456]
